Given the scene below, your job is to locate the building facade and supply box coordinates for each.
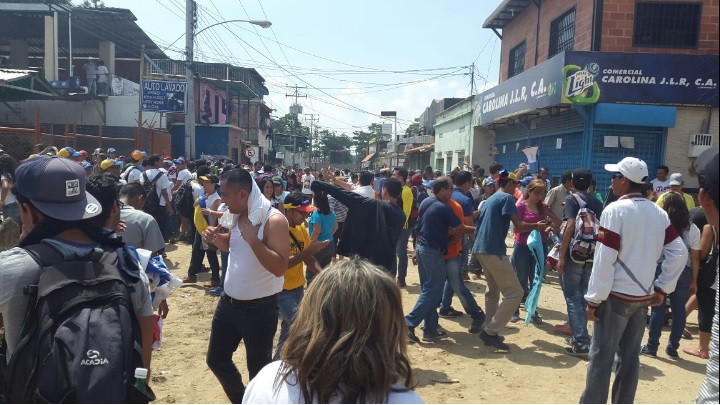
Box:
[479,0,719,189]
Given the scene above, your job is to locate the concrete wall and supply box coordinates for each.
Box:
[0,96,163,128]
[601,0,719,54]
[499,0,594,82]
[433,99,474,173]
[665,106,719,188]
[472,126,496,172]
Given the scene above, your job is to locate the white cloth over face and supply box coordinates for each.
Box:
[219,177,272,232]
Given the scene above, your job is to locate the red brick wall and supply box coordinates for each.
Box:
[602,0,719,54]
[499,1,595,82]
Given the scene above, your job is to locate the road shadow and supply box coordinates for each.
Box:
[651,355,708,375]
[414,367,461,388]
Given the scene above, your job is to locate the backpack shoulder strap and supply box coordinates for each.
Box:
[24,242,65,269]
[572,193,587,209]
[142,172,150,183]
[153,171,164,183]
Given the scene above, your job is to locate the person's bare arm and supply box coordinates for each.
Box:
[698,224,715,261]
[332,219,339,235]
[510,214,547,234]
[241,214,290,277]
[556,217,575,275]
[203,226,230,251]
[138,315,154,376]
[310,223,322,242]
[330,177,354,191]
[288,240,329,268]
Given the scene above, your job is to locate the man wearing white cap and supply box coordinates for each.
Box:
[580,157,688,404]
[655,172,695,210]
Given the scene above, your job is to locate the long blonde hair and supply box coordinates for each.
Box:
[277,258,414,403]
[523,179,547,214]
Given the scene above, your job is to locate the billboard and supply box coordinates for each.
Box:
[562,52,719,107]
[141,80,187,113]
[475,53,565,125]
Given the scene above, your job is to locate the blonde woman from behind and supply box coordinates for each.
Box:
[242,257,423,404]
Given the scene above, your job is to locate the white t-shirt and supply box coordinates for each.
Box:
[124,165,143,184]
[244,361,423,404]
[159,168,173,202]
[651,178,671,195]
[176,168,192,184]
[142,168,172,207]
[353,185,376,199]
[96,65,109,83]
[301,174,315,194]
[682,223,702,269]
[1,174,17,205]
[205,192,221,226]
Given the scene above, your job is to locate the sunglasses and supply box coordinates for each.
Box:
[611,172,624,179]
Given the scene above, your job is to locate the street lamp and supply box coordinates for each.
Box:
[184,16,272,159]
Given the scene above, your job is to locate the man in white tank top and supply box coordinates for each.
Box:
[201,168,289,403]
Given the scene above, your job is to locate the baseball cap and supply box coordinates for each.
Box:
[410,174,423,186]
[79,150,88,157]
[80,160,92,170]
[174,157,186,165]
[106,147,117,154]
[572,169,593,188]
[131,150,142,161]
[604,157,648,184]
[92,148,103,156]
[284,193,317,213]
[141,151,148,158]
[668,173,684,186]
[483,178,495,187]
[15,156,102,221]
[272,176,283,185]
[199,174,219,183]
[58,147,81,158]
[695,147,719,187]
[519,176,534,186]
[498,169,518,182]
[164,155,172,161]
[100,159,122,171]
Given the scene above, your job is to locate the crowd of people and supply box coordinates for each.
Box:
[0,143,717,404]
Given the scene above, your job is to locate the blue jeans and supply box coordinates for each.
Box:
[440,256,485,321]
[510,242,534,301]
[405,245,446,337]
[460,235,472,274]
[580,297,649,404]
[274,287,304,359]
[561,261,592,348]
[646,266,692,352]
[393,228,412,282]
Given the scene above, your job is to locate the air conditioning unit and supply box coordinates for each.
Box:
[688,133,713,158]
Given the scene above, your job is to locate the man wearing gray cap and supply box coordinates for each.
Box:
[656,172,695,210]
[0,156,154,399]
[580,157,688,404]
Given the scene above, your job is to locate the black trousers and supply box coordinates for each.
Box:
[206,293,278,403]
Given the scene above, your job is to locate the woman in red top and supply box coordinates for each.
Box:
[510,179,561,323]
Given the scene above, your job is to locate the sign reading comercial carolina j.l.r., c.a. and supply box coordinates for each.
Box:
[141,80,187,114]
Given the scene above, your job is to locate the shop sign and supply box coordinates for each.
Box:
[475,53,565,125]
[141,80,187,113]
[562,52,718,107]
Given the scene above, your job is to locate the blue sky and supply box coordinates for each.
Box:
[104,0,504,134]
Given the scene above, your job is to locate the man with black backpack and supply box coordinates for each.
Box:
[0,156,155,403]
[142,156,174,243]
[555,169,604,358]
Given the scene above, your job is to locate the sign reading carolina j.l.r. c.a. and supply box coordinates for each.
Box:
[141,80,188,113]
[561,52,718,107]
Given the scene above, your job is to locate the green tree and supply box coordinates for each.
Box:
[405,121,421,136]
[271,113,310,152]
[352,122,384,161]
[81,0,105,7]
[318,130,354,164]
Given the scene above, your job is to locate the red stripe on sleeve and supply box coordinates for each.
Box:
[664,225,680,245]
[597,226,620,251]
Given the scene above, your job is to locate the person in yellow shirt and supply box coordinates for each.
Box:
[275,192,328,359]
[392,167,414,287]
[656,173,695,210]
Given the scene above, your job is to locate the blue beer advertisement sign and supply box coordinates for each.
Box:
[141,80,187,113]
[562,52,719,107]
[475,53,565,125]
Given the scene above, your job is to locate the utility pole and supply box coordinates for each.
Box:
[470,63,476,95]
[185,0,196,158]
[305,113,319,169]
[137,44,144,151]
[285,85,306,168]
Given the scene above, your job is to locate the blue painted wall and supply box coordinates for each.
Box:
[170,125,230,159]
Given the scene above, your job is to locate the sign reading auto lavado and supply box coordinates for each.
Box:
[475,53,564,126]
[141,80,187,113]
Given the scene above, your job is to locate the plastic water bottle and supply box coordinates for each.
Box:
[548,231,560,245]
[133,368,149,394]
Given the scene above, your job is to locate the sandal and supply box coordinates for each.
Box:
[682,348,709,359]
[555,323,573,336]
[682,328,693,340]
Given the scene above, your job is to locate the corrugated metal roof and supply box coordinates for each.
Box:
[483,0,534,29]
[0,68,34,83]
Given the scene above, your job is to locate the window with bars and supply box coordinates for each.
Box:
[508,41,526,78]
[633,2,702,48]
[549,8,576,57]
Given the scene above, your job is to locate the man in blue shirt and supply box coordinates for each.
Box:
[406,177,464,343]
[473,170,549,351]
